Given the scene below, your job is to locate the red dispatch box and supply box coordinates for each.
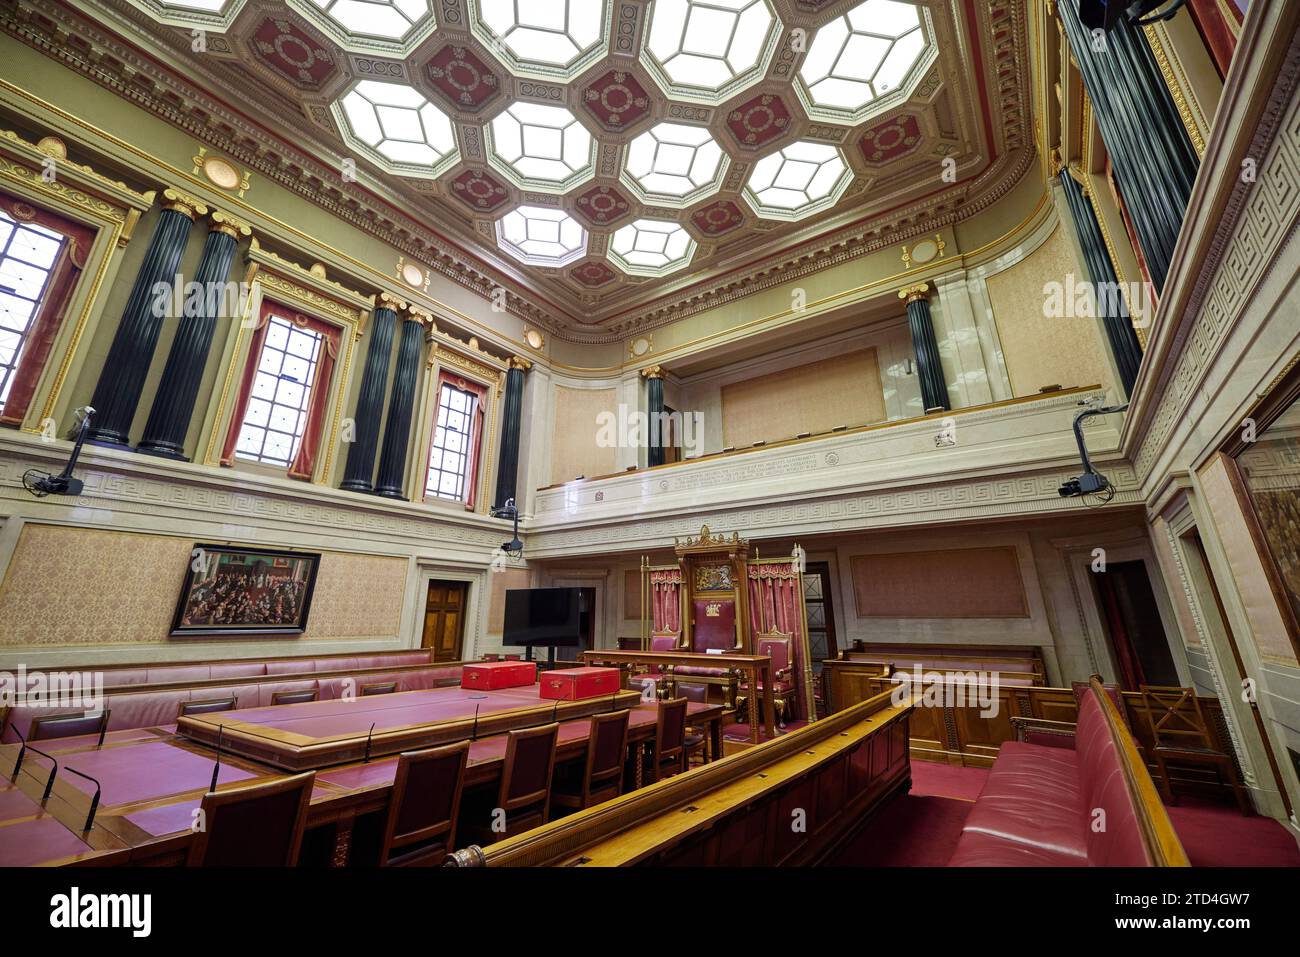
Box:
[461,661,537,690]
[539,666,621,701]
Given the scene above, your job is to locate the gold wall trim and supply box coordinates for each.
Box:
[1143,24,1208,159]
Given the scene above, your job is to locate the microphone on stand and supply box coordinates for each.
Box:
[471,704,480,742]
[208,725,224,794]
[363,722,376,763]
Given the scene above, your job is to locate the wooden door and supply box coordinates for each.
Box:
[422,580,467,661]
[803,562,838,670]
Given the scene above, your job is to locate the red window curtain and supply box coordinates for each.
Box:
[219,298,341,478]
[287,314,340,481]
[432,370,487,509]
[649,567,682,635]
[747,561,818,721]
[0,192,97,426]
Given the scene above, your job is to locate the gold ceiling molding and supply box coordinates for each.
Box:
[1141,24,1208,160]
[247,237,370,333]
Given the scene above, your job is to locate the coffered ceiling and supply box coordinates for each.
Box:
[8,0,1034,341]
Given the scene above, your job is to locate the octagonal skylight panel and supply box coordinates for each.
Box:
[743,141,852,221]
[487,102,594,190]
[623,123,727,206]
[798,0,934,121]
[334,80,459,177]
[133,0,245,28]
[609,219,696,276]
[644,0,781,103]
[472,0,609,78]
[307,0,432,42]
[497,205,588,267]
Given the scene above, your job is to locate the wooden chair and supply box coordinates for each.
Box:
[179,696,237,717]
[489,723,559,841]
[271,688,319,705]
[360,681,398,697]
[29,710,110,742]
[186,771,316,866]
[673,681,711,765]
[379,742,469,866]
[736,632,796,727]
[553,710,630,814]
[1139,684,1251,814]
[647,698,700,783]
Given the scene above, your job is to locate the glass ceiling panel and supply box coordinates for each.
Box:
[477,0,605,69]
[309,0,431,41]
[799,0,927,115]
[488,103,594,187]
[609,218,696,275]
[744,141,851,219]
[645,0,777,96]
[337,80,457,170]
[497,205,588,266]
[625,122,726,202]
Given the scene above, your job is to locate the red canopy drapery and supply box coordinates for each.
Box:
[747,560,818,722]
[649,566,682,636]
[0,192,97,427]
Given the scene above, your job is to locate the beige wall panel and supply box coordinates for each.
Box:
[487,566,532,635]
[721,348,885,448]
[550,386,617,485]
[984,225,1113,397]
[0,524,404,646]
[850,546,1029,618]
[623,568,642,620]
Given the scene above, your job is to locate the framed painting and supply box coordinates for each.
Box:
[171,544,320,637]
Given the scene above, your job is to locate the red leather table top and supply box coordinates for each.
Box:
[28,740,257,807]
[0,815,94,867]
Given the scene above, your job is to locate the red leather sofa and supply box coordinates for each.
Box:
[949,680,1188,866]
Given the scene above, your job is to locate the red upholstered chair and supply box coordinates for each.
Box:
[178,696,237,718]
[379,742,469,866]
[29,710,110,742]
[360,681,398,697]
[736,634,796,727]
[272,688,319,705]
[487,723,559,842]
[1139,684,1251,814]
[627,635,679,699]
[186,772,316,867]
[552,710,630,813]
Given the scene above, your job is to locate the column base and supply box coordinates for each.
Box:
[340,479,375,493]
[135,442,190,462]
[374,489,408,501]
[86,437,133,452]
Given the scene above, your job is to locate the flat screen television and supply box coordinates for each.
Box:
[502,588,593,660]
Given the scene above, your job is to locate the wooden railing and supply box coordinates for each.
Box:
[824,658,1240,796]
[447,688,912,867]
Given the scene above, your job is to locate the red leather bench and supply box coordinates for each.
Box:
[0,663,465,742]
[62,650,436,691]
[949,677,1188,867]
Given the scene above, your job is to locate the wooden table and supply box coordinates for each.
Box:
[582,649,774,744]
[0,699,724,867]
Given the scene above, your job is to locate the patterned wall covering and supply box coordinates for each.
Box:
[850,546,1029,619]
[984,225,1115,397]
[487,566,531,635]
[721,347,885,448]
[0,524,405,646]
[550,386,618,485]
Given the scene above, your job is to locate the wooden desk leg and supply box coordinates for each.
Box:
[761,664,776,740]
[747,666,760,745]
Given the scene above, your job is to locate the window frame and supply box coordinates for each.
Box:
[232,311,328,469]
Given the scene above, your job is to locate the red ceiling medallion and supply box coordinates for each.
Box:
[859,115,923,164]
[251,17,336,89]
[691,200,745,236]
[726,93,791,149]
[573,185,632,227]
[581,70,652,131]
[426,45,501,111]
[570,261,617,287]
[449,169,509,212]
